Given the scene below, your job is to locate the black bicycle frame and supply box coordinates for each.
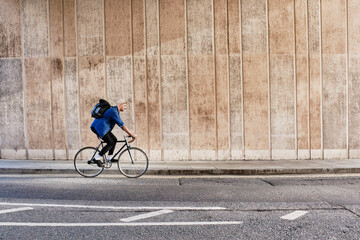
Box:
[94,137,132,162]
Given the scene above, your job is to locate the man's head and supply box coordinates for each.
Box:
[118,102,127,112]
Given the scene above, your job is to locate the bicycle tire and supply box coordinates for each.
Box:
[74,147,104,178]
[117,147,149,178]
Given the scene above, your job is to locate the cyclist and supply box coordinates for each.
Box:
[90,101,137,167]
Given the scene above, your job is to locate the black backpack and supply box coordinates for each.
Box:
[91,99,111,119]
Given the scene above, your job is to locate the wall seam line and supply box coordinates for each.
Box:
[61,0,69,160]
[103,0,107,100]
[185,0,191,160]
[319,0,324,158]
[226,0,231,160]
[293,0,298,159]
[48,0,56,160]
[130,0,136,144]
[157,0,163,161]
[306,0,311,159]
[345,0,350,159]
[212,0,218,160]
[239,0,245,160]
[144,0,150,156]
[20,0,29,159]
[266,0,272,159]
[75,0,82,149]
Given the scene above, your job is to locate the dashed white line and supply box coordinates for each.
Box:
[0,221,243,227]
[120,209,174,222]
[0,207,33,215]
[280,211,309,220]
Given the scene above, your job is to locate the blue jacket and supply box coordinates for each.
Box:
[90,106,125,138]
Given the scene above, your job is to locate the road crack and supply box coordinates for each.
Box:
[342,206,360,218]
[261,179,275,186]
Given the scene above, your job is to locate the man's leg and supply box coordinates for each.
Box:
[107,132,117,155]
[99,131,117,156]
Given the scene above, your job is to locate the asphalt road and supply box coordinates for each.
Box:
[0,174,359,239]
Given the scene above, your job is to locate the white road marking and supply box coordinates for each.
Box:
[0,202,225,211]
[0,221,243,227]
[120,209,174,222]
[0,207,33,215]
[280,211,309,220]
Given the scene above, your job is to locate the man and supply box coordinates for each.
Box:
[90,101,137,166]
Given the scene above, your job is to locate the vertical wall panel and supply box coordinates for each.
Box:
[77,0,105,147]
[106,57,134,135]
[348,0,360,157]
[160,0,188,160]
[0,0,22,57]
[228,0,240,54]
[242,0,267,54]
[228,0,242,158]
[160,0,185,56]
[308,0,321,158]
[296,55,309,156]
[25,58,53,158]
[214,0,229,159]
[105,0,131,56]
[132,0,148,151]
[79,56,105,147]
[50,0,66,159]
[242,0,269,159]
[243,55,269,157]
[295,0,309,158]
[64,58,80,157]
[270,55,295,157]
[21,0,49,57]
[0,59,25,158]
[77,0,103,56]
[105,0,133,138]
[146,0,161,159]
[64,0,76,57]
[269,0,294,54]
[348,0,360,54]
[322,55,347,155]
[269,0,295,159]
[349,55,360,156]
[321,0,346,55]
[50,0,64,57]
[322,0,347,158]
[187,0,216,159]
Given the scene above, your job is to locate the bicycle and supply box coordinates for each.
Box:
[74,136,149,178]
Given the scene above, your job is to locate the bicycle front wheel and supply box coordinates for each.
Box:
[117,147,149,178]
[74,147,104,178]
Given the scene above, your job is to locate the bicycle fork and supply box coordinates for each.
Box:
[125,137,135,164]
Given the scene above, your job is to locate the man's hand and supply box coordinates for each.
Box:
[129,134,137,143]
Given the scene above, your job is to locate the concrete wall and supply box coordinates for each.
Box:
[1,0,360,161]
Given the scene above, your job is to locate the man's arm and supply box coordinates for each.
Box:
[121,125,138,143]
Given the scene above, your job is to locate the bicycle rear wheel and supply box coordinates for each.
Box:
[117,147,149,178]
[74,147,104,178]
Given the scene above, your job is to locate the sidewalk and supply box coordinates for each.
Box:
[1,158,360,176]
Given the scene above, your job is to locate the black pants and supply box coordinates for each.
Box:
[99,131,117,156]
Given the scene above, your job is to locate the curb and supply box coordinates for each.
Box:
[1,168,360,175]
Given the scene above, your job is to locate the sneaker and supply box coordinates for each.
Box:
[88,156,103,167]
[93,159,103,167]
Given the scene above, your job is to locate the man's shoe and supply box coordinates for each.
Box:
[88,159,103,167]
[93,159,103,167]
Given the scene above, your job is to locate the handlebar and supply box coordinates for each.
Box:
[125,135,135,143]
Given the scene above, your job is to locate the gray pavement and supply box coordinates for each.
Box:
[1,158,360,175]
